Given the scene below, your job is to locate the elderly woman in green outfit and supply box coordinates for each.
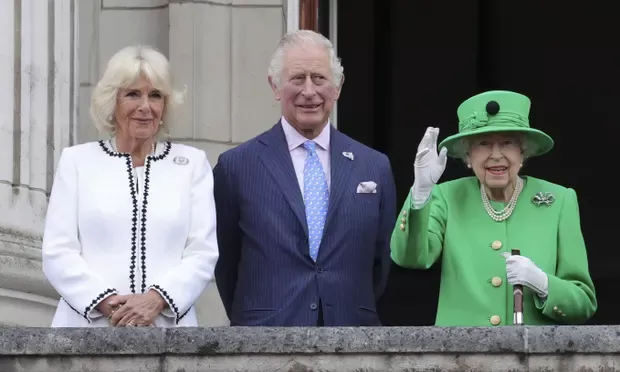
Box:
[391,90,597,326]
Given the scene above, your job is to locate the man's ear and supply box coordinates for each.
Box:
[268,76,281,101]
[334,74,345,100]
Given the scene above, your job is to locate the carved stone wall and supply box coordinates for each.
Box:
[0,0,76,326]
[1,326,618,371]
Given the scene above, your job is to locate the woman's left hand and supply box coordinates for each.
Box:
[108,290,166,327]
[501,253,549,298]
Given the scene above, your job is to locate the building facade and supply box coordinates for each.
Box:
[0,0,316,327]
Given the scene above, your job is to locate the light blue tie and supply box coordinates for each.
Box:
[302,140,329,261]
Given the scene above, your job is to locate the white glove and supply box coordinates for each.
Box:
[501,253,549,298]
[411,127,448,209]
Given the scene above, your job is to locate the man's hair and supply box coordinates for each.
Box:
[267,30,344,88]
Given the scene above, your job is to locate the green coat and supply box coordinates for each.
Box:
[391,176,597,326]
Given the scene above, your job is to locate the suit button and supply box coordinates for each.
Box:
[316,267,323,273]
[310,303,318,310]
[491,277,503,287]
[491,240,502,250]
[490,315,501,325]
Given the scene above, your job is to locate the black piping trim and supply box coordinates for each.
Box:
[140,143,170,292]
[150,284,185,323]
[140,160,149,293]
[178,307,191,322]
[63,298,82,316]
[84,288,117,321]
[98,141,171,294]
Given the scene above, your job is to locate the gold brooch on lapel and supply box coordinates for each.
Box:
[532,192,555,207]
[173,156,189,165]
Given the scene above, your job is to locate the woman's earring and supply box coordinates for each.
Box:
[467,164,472,168]
[159,120,163,126]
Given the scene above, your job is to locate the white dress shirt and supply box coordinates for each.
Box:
[281,117,331,196]
[41,140,219,327]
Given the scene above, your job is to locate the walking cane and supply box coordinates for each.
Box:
[512,249,524,325]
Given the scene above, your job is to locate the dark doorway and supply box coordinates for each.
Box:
[336,0,619,325]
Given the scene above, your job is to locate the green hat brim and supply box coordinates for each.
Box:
[438,126,554,159]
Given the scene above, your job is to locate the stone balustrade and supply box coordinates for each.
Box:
[1,325,619,371]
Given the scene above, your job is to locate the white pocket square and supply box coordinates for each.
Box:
[356,181,377,194]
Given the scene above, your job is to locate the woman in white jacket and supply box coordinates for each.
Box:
[42,45,219,327]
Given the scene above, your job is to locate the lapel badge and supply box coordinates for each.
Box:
[532,192,555,207]
[173,156,189,165]
[342,151,354,161]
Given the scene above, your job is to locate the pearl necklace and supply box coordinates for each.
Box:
[480,177,523,222]
[109,137,156,155]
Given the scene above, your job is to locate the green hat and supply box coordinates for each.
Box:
[438,90,554,158]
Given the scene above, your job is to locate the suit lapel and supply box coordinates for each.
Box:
[258,123,308,236]
[324,128,355,229]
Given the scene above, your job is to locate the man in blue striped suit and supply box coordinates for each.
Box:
[213,30,397,326]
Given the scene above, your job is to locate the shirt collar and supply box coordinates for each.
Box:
[281,116,331,152]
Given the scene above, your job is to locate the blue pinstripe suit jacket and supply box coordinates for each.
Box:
[213,122,396,326]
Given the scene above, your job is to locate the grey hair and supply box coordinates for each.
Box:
[90,45,185,139]
[456,133,533,164]
[267,30,344,88]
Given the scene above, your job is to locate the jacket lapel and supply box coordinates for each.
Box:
[324,127,355,230]
[258,122,308,236]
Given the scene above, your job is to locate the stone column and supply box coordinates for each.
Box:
[0,0,77,326]
[168,0,285,326]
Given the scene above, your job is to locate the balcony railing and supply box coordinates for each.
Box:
[1,325,619,371]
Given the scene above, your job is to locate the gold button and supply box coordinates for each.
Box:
[491,277,502,287]
[490,315,501,325]
[402,211,407,216]
[399,224,405,231]
[553,306,559,312]
[491,240,502,250]
[401,218,406,223]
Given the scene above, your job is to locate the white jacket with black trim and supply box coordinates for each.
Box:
[42,140,219,327]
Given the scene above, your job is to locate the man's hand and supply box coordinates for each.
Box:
[108,290,166,327]
[95,294,127,319]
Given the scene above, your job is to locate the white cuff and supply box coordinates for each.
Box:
[148,285,182,322]
[411,184,433,210]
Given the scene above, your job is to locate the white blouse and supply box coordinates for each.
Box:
[41,140,219,327]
